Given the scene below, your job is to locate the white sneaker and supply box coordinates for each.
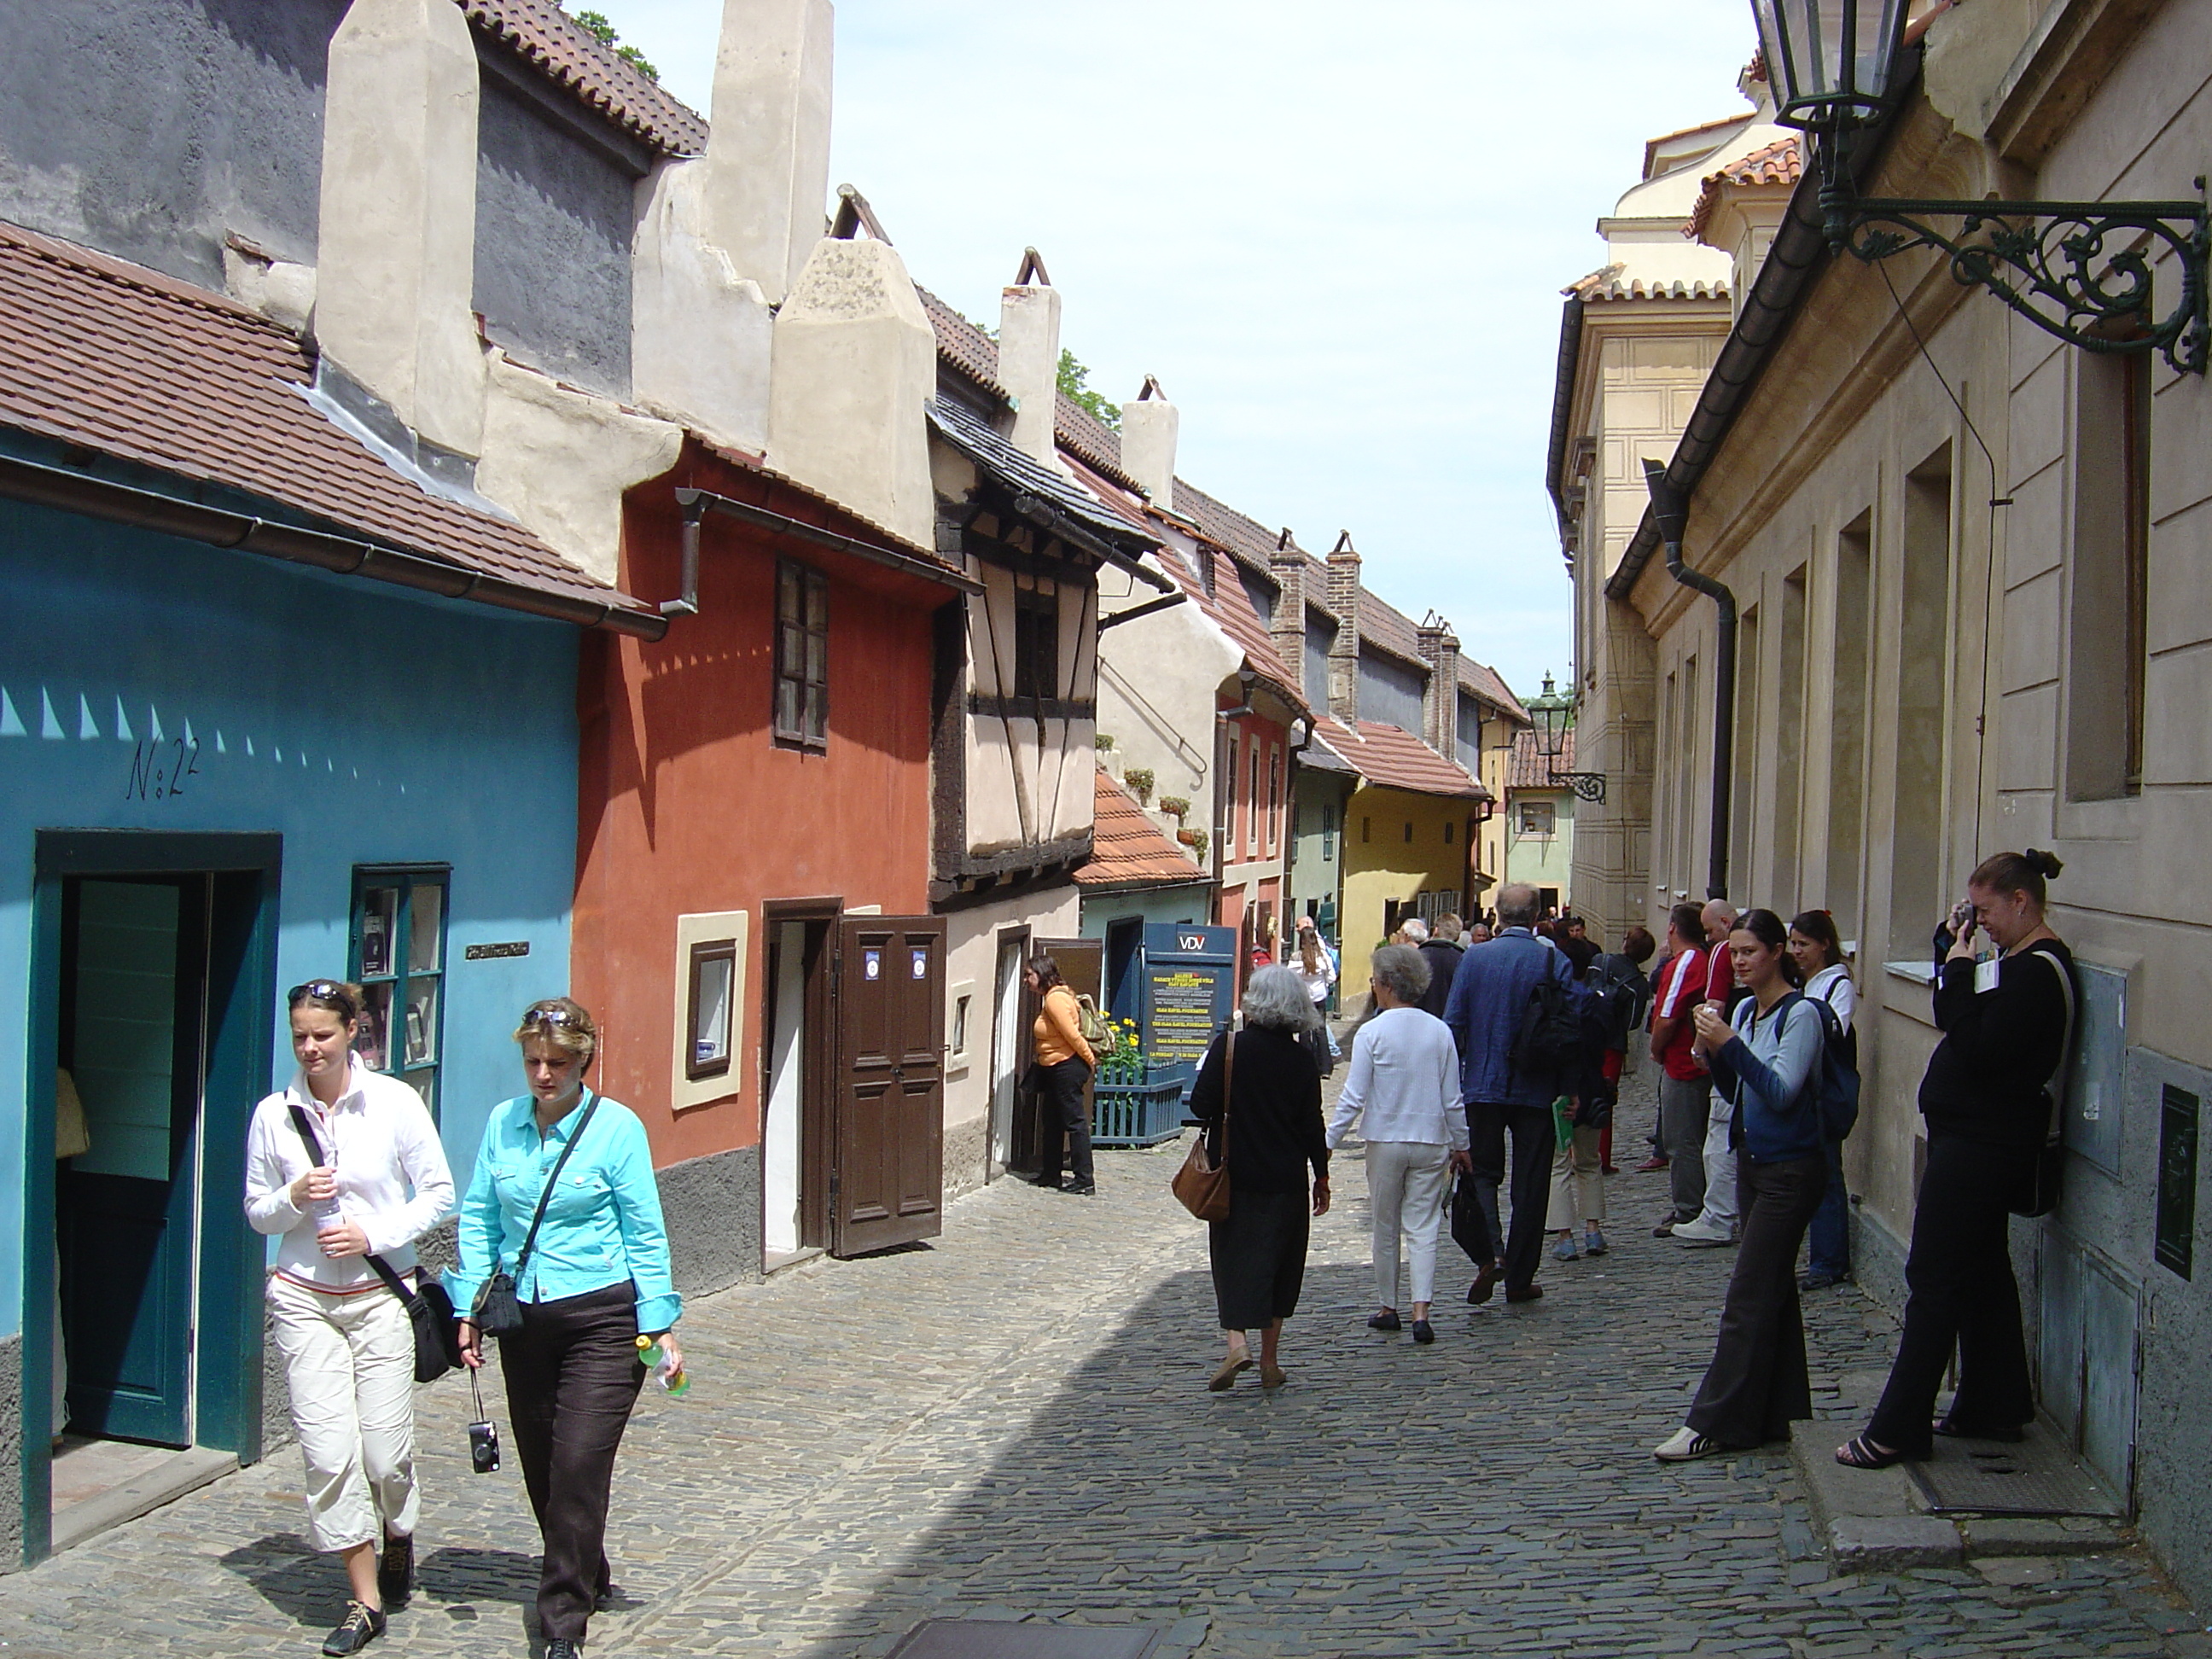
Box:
[1671,1217,1737,1246]
[1653,1426,1726,1462]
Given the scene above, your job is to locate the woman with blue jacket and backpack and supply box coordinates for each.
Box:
[1653,909,1830,1460]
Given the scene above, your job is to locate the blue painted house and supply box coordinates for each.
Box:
[0,219,663,1562]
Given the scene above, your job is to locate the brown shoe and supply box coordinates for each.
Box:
[1505,1284,1545,1304]
[1259,1363,1288,1390]
[1466,1264,1501,1305]
[1208,1351,1253,1391]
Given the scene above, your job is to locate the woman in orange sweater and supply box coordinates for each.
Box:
[1027,954,1097,1196]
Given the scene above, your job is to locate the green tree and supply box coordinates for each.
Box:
[1058,349,1121,432]
[569,8,661,81]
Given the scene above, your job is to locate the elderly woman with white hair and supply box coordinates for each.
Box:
[1326,946,1471,1344]
[1188,965,1330,1391]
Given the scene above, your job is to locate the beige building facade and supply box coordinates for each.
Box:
[1562,0,2212,1600]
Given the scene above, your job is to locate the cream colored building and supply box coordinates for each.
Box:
[1562,3,2212,1600]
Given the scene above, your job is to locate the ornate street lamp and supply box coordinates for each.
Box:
[1525,674,1606,803]
[1753,0,2209,373]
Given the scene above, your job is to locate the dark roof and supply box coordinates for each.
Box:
[926,399,1157,555]
[1508,726,1573,790]
[1459,660,1530,724]
[0,218,649,620]
[1077,767,1208,890]
[1321,718,1488,800]
[460,0,710,155]
[1301,728,1359,775]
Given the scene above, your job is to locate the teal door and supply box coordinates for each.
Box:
[56,876,207,1447]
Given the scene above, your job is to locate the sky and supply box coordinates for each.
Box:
[585,0,1757,697]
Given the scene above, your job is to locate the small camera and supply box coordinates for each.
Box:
[469,1418,501,1474]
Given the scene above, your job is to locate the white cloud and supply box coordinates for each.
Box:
[588,0,1754,700]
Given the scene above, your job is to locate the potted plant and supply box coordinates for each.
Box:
[1159,795,1190,820]
[1124,766,1155,805]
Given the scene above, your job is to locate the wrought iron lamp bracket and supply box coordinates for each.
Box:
[1546,765,1607,804]
[1816,164,2210,375]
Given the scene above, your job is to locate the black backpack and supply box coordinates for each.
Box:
[1511,961,1591,1080]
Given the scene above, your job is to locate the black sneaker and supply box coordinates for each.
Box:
[1366,1309,1402,1332]
[321,1600,386,1656]
[376,1534,413,1606]
[545,1642,580,1659]
[1062,1181,1097,1196]
[1411,1319,1435,1345]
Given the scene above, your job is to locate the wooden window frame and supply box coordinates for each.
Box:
[774,558,830,752]
[1266,743,1280,854]
[684,938,738,1082]
[1322,804,1336,862]
[1011,583,1059,703]
[350,864,451,1119]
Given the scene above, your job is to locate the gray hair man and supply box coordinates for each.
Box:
[1439,882,1591,1304]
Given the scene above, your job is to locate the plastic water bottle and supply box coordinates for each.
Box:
[635,1335,689,1397]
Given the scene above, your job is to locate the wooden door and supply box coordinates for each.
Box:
[830,915,947,1257]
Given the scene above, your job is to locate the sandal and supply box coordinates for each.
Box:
[1208,1352,1253,1392]
[1835,1435,1910,1470]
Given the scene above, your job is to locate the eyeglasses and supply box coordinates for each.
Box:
[520,1005,585,1028]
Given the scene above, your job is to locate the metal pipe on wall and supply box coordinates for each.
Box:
[1644,459,1737,901]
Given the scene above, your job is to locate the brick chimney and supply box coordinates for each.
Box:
[1324,531,1361,725]
[1416,614,1462,758]
[1267,529,1306,697]
[998,247,1062,467]
[1120,375,1176,512]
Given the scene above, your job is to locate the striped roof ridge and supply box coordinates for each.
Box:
[1076,766,1208,889]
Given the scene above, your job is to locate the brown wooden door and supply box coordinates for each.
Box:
[830,915,947,1257]
[1035,935,1103,1144]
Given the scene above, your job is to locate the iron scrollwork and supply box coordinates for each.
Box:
[1825,186,2210,375]
[1550,766,1606,804]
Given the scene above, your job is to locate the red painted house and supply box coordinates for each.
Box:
[573,439,976,1284]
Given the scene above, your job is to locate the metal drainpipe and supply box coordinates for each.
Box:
[1644,460,1736,901]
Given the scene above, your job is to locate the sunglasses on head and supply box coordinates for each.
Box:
[288,980,358,1016]
[520,1005,585,1028]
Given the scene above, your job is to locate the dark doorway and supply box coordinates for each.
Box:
[1103,919,1144,1022]
[830,916,947,1257]
[27,830,280,1564]
[1016,938,1102,1178]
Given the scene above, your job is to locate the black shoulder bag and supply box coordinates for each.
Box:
[469,1094,602,1338]
[2011,949,2076,1220]
[287,1103,462,1383]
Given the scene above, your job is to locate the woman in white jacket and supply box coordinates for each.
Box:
[1325,946,1471,1344]
[245,980,452,1657]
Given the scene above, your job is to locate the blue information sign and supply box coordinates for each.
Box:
[1140,923,1236,1091]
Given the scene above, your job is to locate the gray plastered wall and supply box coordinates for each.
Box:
[656,1143,763,1296]
[471,75,637,400]
[0,0,346,289]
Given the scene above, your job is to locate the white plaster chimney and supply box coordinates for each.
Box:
[316,0,486,457]
[703,0,834,306]
[768,235,937,547]
[1120,375,1177,512]
[998,249,1062,467]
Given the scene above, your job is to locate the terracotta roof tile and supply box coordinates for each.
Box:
[916,285,1006,399]
[1568,263,1731,301]
[0,218,644,615]
[1686,135,1803,241]
[460,0,710,155]
[1320,718,1488,801]
[1076,767,1208,889]
[1508,725,1573,790]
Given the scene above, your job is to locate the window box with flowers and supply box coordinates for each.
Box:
[1089,1016,1185,1145]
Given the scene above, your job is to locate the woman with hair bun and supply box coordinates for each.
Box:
[450,998,680,1659]
[1837,850,2074,1470]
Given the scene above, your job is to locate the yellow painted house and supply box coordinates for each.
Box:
[1314,718,1491,954]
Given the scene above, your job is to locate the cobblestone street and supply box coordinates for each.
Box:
[0,1075,2203,1659]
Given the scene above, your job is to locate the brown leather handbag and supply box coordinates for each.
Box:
[1172,1025,1235,1222]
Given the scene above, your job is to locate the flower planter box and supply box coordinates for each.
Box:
[1091,1078,1187,1148]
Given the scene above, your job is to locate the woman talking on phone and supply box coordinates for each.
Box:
[449,998,680,1659]
[1837,851,2074,1470]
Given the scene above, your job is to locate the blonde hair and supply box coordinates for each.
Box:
[514,997,598,1068]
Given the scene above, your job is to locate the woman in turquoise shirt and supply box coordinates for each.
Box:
[451,998,680,1659]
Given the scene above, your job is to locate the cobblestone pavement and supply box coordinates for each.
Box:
[0,1068,2203,1658]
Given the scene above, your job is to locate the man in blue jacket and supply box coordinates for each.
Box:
[1443,882,1581,1304]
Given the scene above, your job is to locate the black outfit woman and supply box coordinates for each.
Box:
[1858,936,2075,1457]
[1190,1025,1328,1340]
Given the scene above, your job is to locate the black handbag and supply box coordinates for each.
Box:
[472,1095,602,1338]
[286,1103,462,1383]
[1449,1170,1493,1266]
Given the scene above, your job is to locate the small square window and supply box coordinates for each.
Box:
[685,940,736,1080]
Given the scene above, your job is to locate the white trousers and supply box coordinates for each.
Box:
[1365,1141,1452,1309]
[269,1274,419,1553]
[1546,1124,1606,1229]
[1695,1090,1741,1231]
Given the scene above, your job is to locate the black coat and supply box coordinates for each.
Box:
[1416,940,1464,1020]
[1189,1026,1328,1196]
